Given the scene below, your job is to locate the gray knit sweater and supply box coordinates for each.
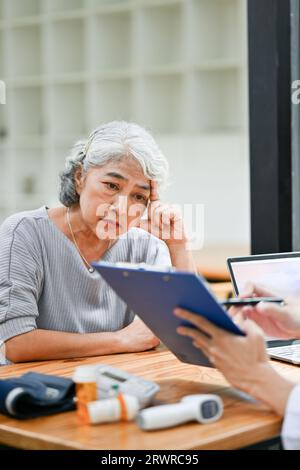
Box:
[0,206,171,346]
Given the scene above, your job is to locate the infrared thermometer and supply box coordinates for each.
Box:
[137,394,223,431]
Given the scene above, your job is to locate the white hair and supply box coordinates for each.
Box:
[59,121,169,207]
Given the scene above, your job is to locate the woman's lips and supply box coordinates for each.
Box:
[102,219,120,229]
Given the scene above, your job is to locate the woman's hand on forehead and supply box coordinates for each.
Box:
[139,180,187,246]
[150,180,160,202]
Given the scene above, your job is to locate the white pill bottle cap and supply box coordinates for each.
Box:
[73,365,98,383]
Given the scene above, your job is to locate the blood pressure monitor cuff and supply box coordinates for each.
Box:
[0,372,75,419]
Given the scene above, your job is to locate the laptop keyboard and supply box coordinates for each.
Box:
[267,343,300,364]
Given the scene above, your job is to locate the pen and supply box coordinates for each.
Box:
[220,297,285,307]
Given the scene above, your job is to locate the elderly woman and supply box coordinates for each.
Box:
[0,121,194,363]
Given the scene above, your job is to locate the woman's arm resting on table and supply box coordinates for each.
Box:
[5,329,123,363]
[5,317,160,363]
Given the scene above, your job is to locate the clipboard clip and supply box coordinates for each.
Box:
[114,262,176,272]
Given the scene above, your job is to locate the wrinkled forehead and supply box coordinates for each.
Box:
[89,157,150,190]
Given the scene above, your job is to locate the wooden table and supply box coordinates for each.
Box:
[1,348,300,450]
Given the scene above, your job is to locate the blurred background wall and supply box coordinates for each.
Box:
[0,0,250,266]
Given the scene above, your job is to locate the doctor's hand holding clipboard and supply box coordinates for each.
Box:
[173,285,299,422]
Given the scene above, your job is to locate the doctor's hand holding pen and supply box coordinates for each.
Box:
[229,283,300,340]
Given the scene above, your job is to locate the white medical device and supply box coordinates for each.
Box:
[137,394,223,430]
[95,365,160,408]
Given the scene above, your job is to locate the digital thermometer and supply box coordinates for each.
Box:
[137,394,223,430]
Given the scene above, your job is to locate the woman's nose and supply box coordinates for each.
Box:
[109,195,128,214]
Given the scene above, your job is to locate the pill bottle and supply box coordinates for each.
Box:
[73,366,98,423]
[82,394,140,425]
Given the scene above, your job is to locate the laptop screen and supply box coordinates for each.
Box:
[229,255,300,297]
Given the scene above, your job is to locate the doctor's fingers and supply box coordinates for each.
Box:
[174,308,223,338]
[176,325,211,343]
[177,326,213,359]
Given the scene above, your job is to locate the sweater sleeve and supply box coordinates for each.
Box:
[146,237,172,267]
[0,216,44,347]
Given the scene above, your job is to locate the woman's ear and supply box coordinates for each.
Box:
[74,164,85,196]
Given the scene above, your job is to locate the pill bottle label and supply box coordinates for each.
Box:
[76,382,97,424]
[77,402,91,425]
[76,382,97,403]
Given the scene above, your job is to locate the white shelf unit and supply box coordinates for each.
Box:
[46,0,85,14]
[94,9,133,71]
[95,77,133,124]
[0,0,249,247]
[190,0,243,62]
[8,24,42,79]
[139,73,185,133]
[138,2,184,67]
[11,86,45,137]
[186,68,244,133]
[48,83,87,137]
[13,147,46,195]
[4,0,42,19]
[46,18,86,75]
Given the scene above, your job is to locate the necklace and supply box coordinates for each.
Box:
[66,207,96,273]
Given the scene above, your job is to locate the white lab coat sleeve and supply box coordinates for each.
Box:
[282,384,300,449]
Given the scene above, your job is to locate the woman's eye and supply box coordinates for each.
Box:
[105,182,119,191]
[134,194,147,203]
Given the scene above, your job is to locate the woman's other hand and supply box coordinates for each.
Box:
[116,317,160,353]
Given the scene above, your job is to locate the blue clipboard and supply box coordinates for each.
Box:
[92,262,245,367]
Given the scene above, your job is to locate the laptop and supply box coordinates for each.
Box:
[227,252,300,365]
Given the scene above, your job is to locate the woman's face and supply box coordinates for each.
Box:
[75,157,151,240]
